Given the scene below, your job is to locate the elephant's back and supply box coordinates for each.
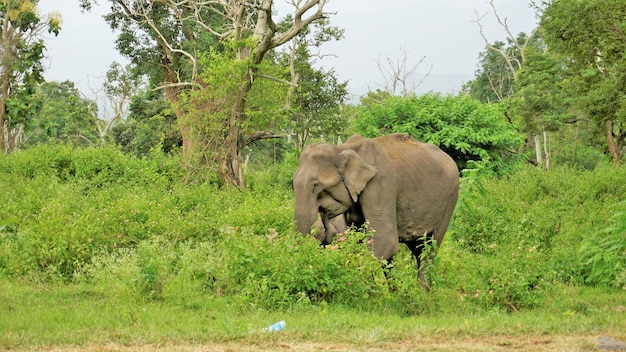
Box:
[376,134,459,241]
[376,134,457,173]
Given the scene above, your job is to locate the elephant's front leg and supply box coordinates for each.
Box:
[359,191,399,261]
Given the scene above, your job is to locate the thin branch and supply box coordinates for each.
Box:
[472,10,517,75]
[241,131,282,148]
[152,81,202,91]
[114,0,198,80]
[374,46,430,96]
[255,73,299,88]
[272,0,331,48]
[487,0,522,68]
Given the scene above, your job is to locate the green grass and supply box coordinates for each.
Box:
[1,278,624,349]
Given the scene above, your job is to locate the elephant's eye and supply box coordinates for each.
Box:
[312,181,321,194]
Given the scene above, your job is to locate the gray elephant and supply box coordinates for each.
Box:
[311,213,348,244]
[293,133,459,289]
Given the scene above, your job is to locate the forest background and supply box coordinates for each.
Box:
[1,0,625,350]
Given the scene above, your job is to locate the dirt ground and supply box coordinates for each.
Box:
[12,334,626,352]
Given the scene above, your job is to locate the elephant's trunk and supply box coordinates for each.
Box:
[294,181,321,238]
[294,199,318,236]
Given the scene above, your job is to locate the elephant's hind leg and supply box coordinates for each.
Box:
[406,233,437,291]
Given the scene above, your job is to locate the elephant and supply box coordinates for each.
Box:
[311,213,348,244]
[293,133,459,289]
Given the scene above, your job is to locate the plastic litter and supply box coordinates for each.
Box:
[261,320,286,332]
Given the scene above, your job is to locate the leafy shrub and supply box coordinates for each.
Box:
[579,204,626,289]
[0,143,74,179]
[3,144,626,315]
[77,227,407,310]
[452,163,626,289]
[79,239,218,304]
[0,143,294,280]
[354,93,524,172]
[214,227,389,308]
[245,151,299,192]
[0,143,184,188]
[461,246,548,312]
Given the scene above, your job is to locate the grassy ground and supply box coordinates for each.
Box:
[2,279,625,351]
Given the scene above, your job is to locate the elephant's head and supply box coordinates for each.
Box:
[293,144,377,244]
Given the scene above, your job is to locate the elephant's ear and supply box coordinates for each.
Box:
[339,150,377,202]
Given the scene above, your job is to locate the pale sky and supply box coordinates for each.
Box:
[38,0,538,101]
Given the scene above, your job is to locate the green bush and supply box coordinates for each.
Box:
[452,163,626,289]
[462,247,548,312]
[354,93,524,172]
[0,144,294,280]
[77,226,430,312]
[2,144,625,314]
[579,204,626,289]
[79,238,218,305]
[214,227,387,308]
[0,143,184,188]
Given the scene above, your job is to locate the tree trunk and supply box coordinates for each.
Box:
[543,130,550,171]
[218,0,270,188]
[221,113,244,187]
[0,70,8,154]
[162,75,194,156]
[5,125,23,154]
[605,120,623,165]
[534,134,543,167]
[0,16,11,154]
[223,65,256,188]
[533,132,551,170]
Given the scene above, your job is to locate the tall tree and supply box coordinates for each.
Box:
[180,44,288,184]
[466,0,536,103]
[541,0,626,164]
[0,0,60,153]
[93,62,144,144]
[510,36,570,169]
[466,0,556,167]
[464,40,517,103]
[28,81,98,145]
[276,17,348,151]
[80,0,330,187]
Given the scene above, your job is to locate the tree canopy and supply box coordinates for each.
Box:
[275,17,348,151]
[78,0,333,187]
[28,81,98,146]
[0,0,61,153]
[541,0,626,163]
[6,0,626,175]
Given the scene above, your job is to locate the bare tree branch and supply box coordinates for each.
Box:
[374,46,431,97]
[472,0,538,75]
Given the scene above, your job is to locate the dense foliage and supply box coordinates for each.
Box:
[354,93,524,172]
[463,35,523,103]
[540,0,626,164]
[1,145,624,315]
[112,89,181,157]
[0,0,61,153]
[510,37,570,136]
[28,81,99,146]
[274,18,349,151]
